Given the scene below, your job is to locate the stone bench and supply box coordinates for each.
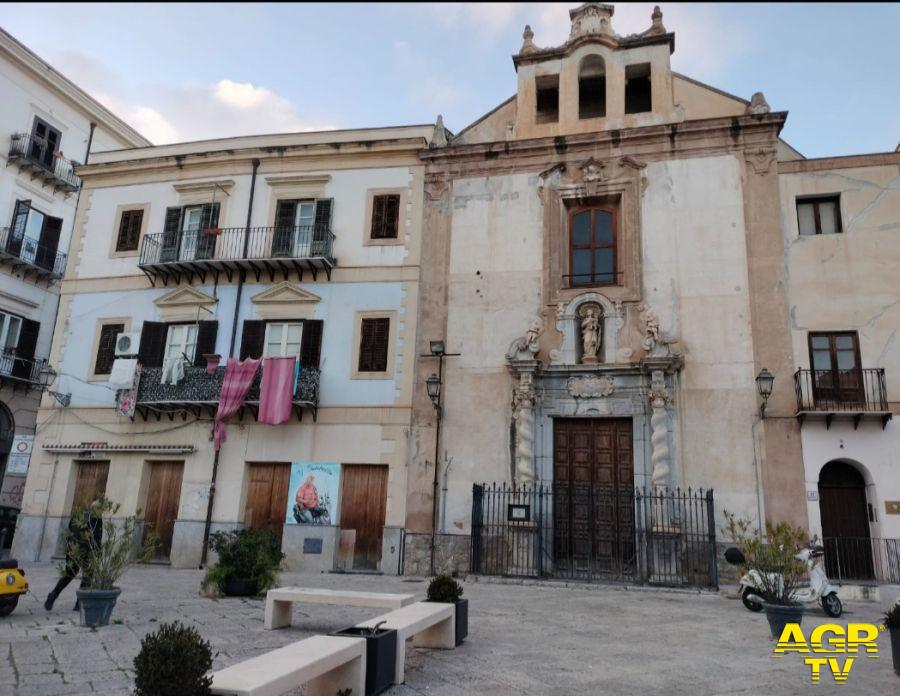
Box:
[264,587,417,630]
[210,634,365,696]
[356,601,455,684]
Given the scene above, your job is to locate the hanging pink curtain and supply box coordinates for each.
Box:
[213,357,260,450]
[258,356,296,425]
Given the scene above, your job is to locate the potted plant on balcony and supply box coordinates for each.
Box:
[426,574,467,645]
[333,620,397,695]
[723,512,808,639]
[885,601,900,675]
[201,528,283,597]
[64,497,159,628]
[201,226,221,236]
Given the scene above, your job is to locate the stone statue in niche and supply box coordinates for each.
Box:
[506,317,543,361]
[580,307,601,364]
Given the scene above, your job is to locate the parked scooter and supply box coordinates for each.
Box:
[0,558,28,616]
[725,543,843,617]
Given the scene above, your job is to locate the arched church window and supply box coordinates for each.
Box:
[569,207,616,287]
[578,55,606,119]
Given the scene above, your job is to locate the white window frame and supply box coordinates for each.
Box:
[264,322,303,358]
[0,311,22,353]
[164,324,199,363]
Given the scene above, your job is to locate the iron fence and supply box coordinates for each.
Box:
[0,351,47,385]
[822,537,900,584]
[8,133,81,191]
[0,226,68,278]
[471,482,717,589]
[794,368,888,412]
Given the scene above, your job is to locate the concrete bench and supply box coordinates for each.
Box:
[356,601,455,684]
[210,634,365,696]
[264,587,417,630]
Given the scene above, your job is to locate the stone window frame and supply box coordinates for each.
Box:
[363,188,407,247]
[542,158,644,308]
[350,310,397,380]
[88,316,132,381]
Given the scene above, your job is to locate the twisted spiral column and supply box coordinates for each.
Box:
[649,390,670,489]
[514,388,536,485]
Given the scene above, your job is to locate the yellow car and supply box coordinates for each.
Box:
[0,559,28,616]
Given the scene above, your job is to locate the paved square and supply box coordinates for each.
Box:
[1,563,895,695]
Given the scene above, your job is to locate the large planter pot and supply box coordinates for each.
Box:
[454,598,468,646]
[76,587,121,628]
[333,626,397,695]
[222,577,258,597]
[891,627,900,675]
[762,602,804,639]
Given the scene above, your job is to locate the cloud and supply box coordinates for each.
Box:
[46,49,339,145]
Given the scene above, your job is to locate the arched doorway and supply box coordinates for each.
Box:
[0,402,13,480]
[818,461,874,580]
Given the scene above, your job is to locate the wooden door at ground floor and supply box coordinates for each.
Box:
[142,461,184,559]
[72,461,110,512]
[553,418,635,576]
[818,461,873,580]
[244,462,291,543]
[339,464,388,570]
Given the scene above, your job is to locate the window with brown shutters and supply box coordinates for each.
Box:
[94,323,125,375]
[116,210,144,252]
[358,318,390,373]
[371,194,400,240]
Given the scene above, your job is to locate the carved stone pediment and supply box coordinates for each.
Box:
[251,281,321,305]
[567,375,615,398]
[155,285,217,308]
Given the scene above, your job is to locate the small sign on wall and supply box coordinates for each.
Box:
[806,490,819,502]
[885,501,900,516]
[6,434,33,475]
[303,538,323,554]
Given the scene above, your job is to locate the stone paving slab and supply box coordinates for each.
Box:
[1,563,896,695]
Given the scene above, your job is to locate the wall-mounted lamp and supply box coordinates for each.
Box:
[429,340,445,356]
[38,364,71,407]
[756,367,774,418]
[425,373,441,410]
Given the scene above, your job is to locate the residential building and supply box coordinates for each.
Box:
[0,28,148,518]
[12,125,433,572]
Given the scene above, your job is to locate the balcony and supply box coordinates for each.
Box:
[137,225,336,286]
[0,226,67,281]
[134,364,320,422]
[0,351,47,391]
[8,133,81,194]
[794,368,892,429]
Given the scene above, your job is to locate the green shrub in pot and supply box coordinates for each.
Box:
[426,574,467,645]
[133,621,213,696]
[201,528,284,597]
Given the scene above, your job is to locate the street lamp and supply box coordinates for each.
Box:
[425,373,441,409]
[756,367,774,418]
[38,363,71,407]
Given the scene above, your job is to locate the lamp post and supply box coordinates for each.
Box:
[38,364,70,407]
[421,340,460,576]
[756,367,774,418]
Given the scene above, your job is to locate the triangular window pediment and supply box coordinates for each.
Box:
[251,281,321,305]
[154,286,217,308]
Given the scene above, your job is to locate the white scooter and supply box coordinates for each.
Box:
[725,543,843,617]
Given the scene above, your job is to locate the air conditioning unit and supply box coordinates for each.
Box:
[114,332,141,357]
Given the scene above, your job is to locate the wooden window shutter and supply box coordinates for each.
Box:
[137,321,168,367]
[240,320,266,360]
[300,320,323,368]
[196,202,220,259]
[371,194,400,239]
[195,321,219,367]
[160,207,183,262]
[314,199,333,231]
[116,210,144,252]
[11,318,40,380]
[7,200,31,257]
[94,323,125,375]
[35,215,63,271]
[358,318,390,372]
[272,200,297,257]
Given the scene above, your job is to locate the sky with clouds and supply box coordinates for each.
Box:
[1,3,897,157]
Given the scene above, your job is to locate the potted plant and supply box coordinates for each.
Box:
[885,601,900,675]
[723,512,808,639]
[133,620,214,696]
[333,620,397,695]
[426,574,467,645]
[201,527,284,597]
[201,226,221,236]
[64,498,159,628]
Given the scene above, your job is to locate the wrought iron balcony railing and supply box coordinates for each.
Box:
[137,225,336,286]
[8,133,81,193]
[0,226,67,280]
[0,351,48,388]
[794,368,891,429]
[134,363,320,421]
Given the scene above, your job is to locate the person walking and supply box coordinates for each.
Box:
[44,500,103,611]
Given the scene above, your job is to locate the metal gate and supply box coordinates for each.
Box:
[470,483,718,589]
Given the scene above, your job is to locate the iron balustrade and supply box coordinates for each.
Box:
[8,133,81,192]
[794,368,888,413]
[821,537,900,585]
[138,225,336,267]
[0,226,68,278]
[563,271,624,287]
[470,482,718,589]
[0,351,48,386]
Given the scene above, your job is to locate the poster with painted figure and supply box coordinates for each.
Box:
[286,462,340,526]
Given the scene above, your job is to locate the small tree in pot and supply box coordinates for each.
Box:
[64,498,159,627]
[723,512,808,639]
[884,601,900,675]
[134,621,214,696]
[201,528,284,597]
[426,574,467,645]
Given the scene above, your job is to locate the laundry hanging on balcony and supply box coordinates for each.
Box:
[258,356,296,426]
[108,358,138,390]
[213,357,260,450]
[161,356,185,386]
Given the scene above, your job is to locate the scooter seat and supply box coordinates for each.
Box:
[0,559,19,570]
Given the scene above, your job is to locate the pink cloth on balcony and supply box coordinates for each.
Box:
[213,357,260,450]
[258,356,296,426]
